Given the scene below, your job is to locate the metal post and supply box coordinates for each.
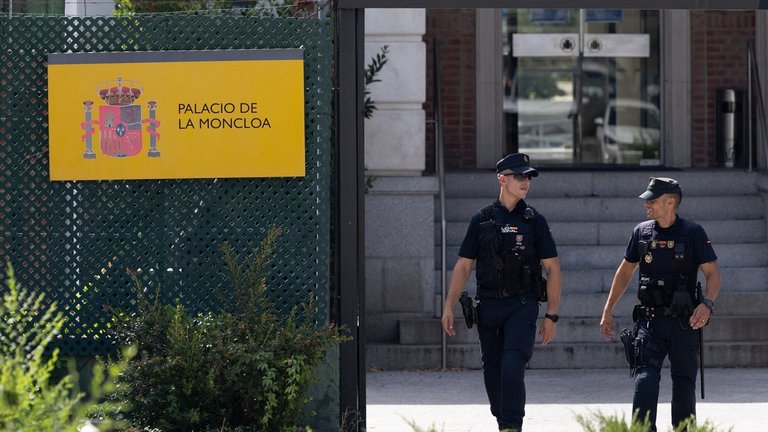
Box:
[573,9,585,162]
[751,40,768,169]
[434,39,448,370]
[748,41,754,172]
[337,5,366,431]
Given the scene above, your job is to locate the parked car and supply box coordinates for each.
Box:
[595,99,660,164]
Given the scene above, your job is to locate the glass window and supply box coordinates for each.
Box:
[502,9,660,166]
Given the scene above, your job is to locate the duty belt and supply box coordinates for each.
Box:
[633,304,674,321]
[477,287,533,299]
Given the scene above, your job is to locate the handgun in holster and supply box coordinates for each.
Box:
[620,327,639,378]
[459,291,477,329]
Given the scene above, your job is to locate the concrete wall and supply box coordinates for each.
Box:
[365,177,438,342]
[364,9,438,343]
[365,9,426,176]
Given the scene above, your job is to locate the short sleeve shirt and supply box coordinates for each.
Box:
[624,215,717,274]
[458,199,558,261]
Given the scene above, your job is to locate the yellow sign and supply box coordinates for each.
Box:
[48,50,305,180]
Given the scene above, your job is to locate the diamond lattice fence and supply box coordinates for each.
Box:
[0,13,334,356]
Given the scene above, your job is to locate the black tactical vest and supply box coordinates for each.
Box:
[636,219,698,307]
[475,204,541,298]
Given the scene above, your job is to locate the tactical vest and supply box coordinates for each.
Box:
[475,204,541,298]
[636,219,698,308]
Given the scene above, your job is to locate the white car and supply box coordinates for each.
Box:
[595,99,661,164]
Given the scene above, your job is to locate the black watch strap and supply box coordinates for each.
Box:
[544,313,559,323]
[702,298,715,313]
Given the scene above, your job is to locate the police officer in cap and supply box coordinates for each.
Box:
[442,153,562,432]
[600,177,720,431]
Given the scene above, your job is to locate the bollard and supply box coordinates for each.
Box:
[723,89,736,168]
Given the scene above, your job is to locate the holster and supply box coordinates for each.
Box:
[459,291,476,329]
[619,327,638,377]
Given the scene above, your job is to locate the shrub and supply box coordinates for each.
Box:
[111,227,348,431]
[576,411,732,432]
[0,262,127,432]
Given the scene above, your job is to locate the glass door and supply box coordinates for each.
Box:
[502,9,660,166]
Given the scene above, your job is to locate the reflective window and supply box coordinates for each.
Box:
[502,9,661,166]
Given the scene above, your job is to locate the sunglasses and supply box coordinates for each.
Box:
[505,172,532,181]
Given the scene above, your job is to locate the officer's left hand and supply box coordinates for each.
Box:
[539,318,556,345]
[689,303,711,330]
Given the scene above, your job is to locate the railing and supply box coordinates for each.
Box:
[748,40,768,171]
[433,39,449,370]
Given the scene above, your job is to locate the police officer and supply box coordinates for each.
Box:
[442,153,562,432]
[600,177,720,431]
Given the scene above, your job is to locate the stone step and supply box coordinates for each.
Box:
[550,219,767,245]
[438,220,768,248]
[436,243,768,270]
[399,315,768,346]
[438,195,765,223]
[553,291,768,318]
[437,219,766,246]
[390,170,768,371]
[530,341,768,369]
[433,291,768,319]
[434,266,768,296]
[598,315,768,343]
[367,341,768,370]
[443,170,762,199]
[556,243,768,268]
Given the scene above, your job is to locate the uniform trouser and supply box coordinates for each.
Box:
[476,294,538,431]
[633,316,700,432]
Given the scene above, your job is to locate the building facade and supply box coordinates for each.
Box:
[364,8,768,367]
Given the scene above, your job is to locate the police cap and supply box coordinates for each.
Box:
[639,177,682,200]
[495,153,539,177]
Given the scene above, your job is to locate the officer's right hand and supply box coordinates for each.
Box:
[599,311,615,340]
[442,309,456,336]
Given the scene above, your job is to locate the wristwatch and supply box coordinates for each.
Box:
[544,313,559,323]
[701,298,715,313]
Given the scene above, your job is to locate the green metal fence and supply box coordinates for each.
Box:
[0,13,334,357]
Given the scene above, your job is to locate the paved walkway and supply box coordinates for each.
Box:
[366,368,768,432]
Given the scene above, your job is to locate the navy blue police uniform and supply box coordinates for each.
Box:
[458,197,557,431]
[624,197,717,430]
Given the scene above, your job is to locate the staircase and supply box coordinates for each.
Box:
[367,170,768,370]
